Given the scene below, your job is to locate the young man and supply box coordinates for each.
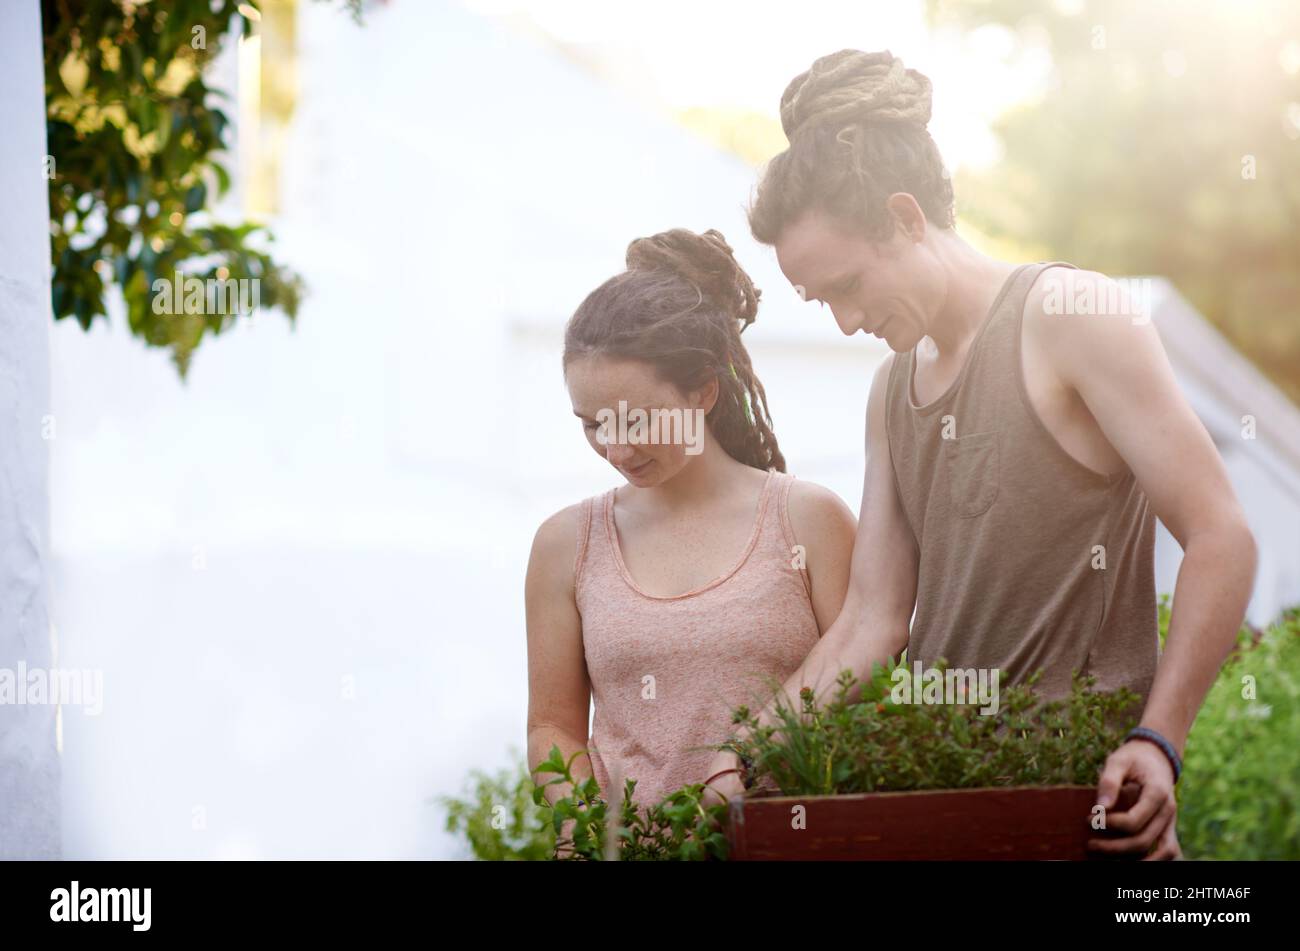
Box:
[701,49,1257,860]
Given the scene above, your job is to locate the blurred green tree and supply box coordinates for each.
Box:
[42,0,357,377]
[931,0,1300,403]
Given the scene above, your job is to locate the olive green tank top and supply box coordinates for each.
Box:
[884,261,1158,708]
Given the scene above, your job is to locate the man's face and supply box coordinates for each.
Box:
[775,209,942,353]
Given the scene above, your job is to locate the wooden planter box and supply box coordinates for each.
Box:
[727,785,1128,861]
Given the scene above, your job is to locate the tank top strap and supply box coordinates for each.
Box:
[972,260,1081,390]
[768,471,813,600]
[574,495,593,588]
[730,468,779,562]
[574,490,617,592]
[987,260,1079,333]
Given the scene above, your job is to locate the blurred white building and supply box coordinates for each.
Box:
[28,0,1300,859]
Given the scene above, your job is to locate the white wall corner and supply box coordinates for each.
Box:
[0,0,59,860]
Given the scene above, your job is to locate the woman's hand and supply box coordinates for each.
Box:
[700,749,746,808]
[553,817,577,860]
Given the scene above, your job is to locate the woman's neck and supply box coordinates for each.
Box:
[632,434,756,511]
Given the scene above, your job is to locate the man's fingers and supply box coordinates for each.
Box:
[1142,819,1182,861]
[1094,756,1127,810]
[1090,797,1176,855]
[1102,780,1166,834]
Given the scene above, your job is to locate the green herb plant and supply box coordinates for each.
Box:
[529,746,729,861]
[725,659,1144,797]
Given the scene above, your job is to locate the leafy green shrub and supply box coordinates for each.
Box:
[437,753,554,861]
[1177,607,1300,859]
[727,660,1142,797]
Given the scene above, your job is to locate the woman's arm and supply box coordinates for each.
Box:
[525,504,596,808]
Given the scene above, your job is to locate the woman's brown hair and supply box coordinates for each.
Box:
[563,228,786,473]
[748,49,954,246]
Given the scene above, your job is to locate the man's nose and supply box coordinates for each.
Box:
[834,306,862,336]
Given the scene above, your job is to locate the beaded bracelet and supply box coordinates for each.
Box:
[1124,726,1183,784]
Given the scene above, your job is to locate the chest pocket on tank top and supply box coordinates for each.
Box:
[943,431,1000,518]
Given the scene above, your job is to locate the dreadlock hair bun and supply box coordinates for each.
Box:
[748,49,954,246]
[625,228,761,332]
[779,49,934,141]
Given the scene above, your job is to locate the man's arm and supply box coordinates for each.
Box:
[701,357,918,802]
[1031,271,1258,858]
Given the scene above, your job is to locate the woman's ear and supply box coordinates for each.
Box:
[691,372,720,415]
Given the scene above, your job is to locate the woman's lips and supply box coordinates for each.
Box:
[622,459,653,478]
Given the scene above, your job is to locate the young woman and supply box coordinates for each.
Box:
[702,49,1256,861]
[525,228,856,818]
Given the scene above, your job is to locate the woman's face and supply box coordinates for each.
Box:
[566,355,716,488]
[774,207,944,353]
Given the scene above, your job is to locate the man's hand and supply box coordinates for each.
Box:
[700,749,746,808]
[1088,739,1182,860]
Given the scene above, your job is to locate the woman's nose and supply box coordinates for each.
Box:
[605,441,636,465]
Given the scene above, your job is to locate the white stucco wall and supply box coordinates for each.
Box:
[0,0,59,859]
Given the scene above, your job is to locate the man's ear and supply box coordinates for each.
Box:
[692,372,720,415]
[886,192,926,243]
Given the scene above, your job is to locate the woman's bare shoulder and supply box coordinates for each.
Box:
[785,478,858,539]
[531,502,587,569]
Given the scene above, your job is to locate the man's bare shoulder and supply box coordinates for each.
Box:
[1022,267,1164,384]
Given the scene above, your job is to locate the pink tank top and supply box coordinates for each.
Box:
[575,469,821,806]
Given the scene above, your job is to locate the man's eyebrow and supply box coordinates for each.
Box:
[804,271,856,298]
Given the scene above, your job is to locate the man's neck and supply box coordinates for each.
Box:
[927,234,1020,357]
